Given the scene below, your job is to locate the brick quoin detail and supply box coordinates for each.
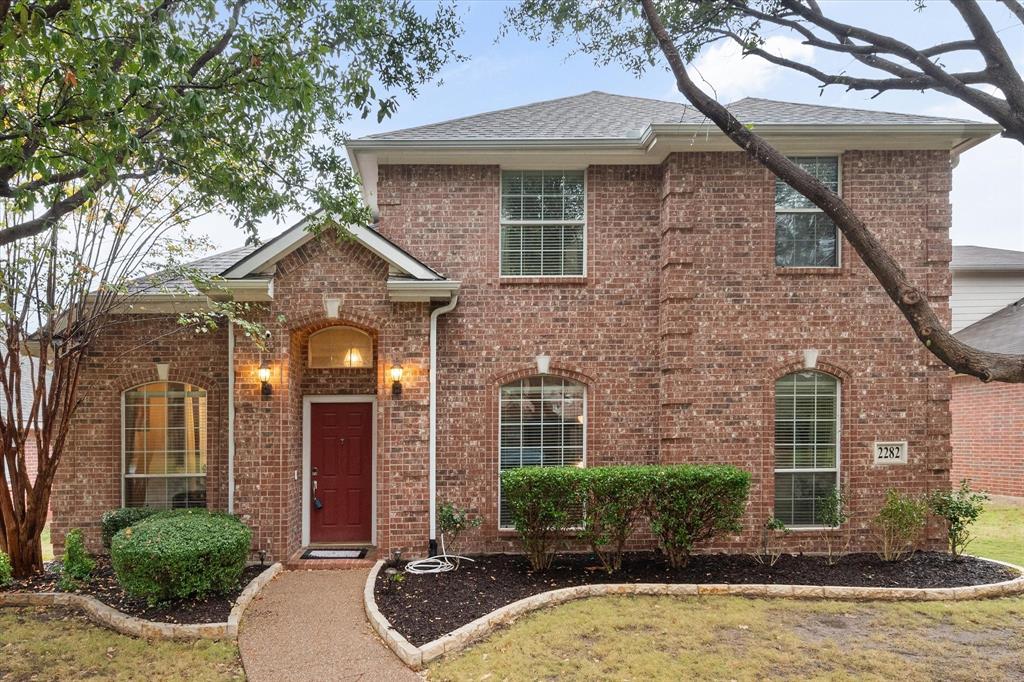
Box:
[54,150,955,558]
[951,375,1024,497]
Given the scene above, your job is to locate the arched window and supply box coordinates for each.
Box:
[123,381,207,509]
[498,376,585,528]
[308,326,373,368]
[774,371,839,526]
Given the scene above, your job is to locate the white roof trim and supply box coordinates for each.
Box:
[387,278,461,302]
[221,215,444,282]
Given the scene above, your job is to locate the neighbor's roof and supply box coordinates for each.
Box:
[952,245,1024,272]
[955,298,1024,355]
[358,91,988,142]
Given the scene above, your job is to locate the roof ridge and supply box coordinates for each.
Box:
[729,96,983,124]
[360,91,686,140]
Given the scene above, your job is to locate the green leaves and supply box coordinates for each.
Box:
[0,0,464,245]
[927,480,989,558]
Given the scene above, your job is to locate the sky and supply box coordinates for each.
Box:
[199,0,1024,254]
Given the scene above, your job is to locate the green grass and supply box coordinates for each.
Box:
[0,607,244,681]
[431,499,1024,681]
[970,497,1024,567]
[42,523,53,562]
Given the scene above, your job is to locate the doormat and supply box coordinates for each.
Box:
[300,548,368,560]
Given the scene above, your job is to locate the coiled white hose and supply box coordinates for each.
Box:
[403,537,475,574]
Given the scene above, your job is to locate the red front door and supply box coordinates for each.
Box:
[310,402,373,543]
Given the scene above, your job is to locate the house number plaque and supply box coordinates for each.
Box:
[873,441,908,465]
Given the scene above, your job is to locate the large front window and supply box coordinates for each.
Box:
[499,376,585,528]
[774,371,839,526]
[123,381,207,508]
[500,170,585,277]
[775,156,840,267]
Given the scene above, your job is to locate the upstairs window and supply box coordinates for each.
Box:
[501,170,585,277]
[775,157,840,268]
[308,326,373,368]
[123,382,207,509]
[774,371,839,526]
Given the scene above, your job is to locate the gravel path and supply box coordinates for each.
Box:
[239,569,420,682]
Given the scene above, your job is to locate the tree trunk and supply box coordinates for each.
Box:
[4,507,45,578]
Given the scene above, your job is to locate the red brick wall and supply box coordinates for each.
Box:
[951,375,1024,497]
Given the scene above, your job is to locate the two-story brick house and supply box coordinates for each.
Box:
[51,92,999,560]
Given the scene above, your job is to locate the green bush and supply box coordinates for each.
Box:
[62,528,95,580]
[647,465,751,568]
[817,487,850,565]
[438,501,482,560]
[927,480,988,558]
[579,466,650,573]
[100,507,163,549]
[0,549,11,587]
[111,510,252,604]
[501,467,584,571]
[874,489,927,562]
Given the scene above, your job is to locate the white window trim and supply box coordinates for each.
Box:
[497,377,587,531]
[120,382,208,509]
[499,169,588,279]
[775,155,843,269]
[773,372,842,529]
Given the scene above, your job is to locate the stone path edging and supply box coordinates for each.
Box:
[0,562,282,641]
[363,557,1024,670]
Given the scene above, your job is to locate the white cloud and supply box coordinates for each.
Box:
[689,36,815,102]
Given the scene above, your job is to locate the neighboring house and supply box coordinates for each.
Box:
[1,357,50,503]
[51,92,1000,559]
[950,245,1024,332]
[950,296,1024,497]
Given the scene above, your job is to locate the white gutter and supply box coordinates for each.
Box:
[227,321,235,515]
[428,293,459,554]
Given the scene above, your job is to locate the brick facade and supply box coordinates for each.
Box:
[54,149,954,558]
[951,375,1024,497]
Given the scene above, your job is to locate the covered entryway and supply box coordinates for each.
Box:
[303,397,376,545]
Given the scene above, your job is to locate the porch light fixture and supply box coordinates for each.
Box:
[535,353,551,375]
[803,349,820,370]
[258,360,273,397]
[390,364,404,397]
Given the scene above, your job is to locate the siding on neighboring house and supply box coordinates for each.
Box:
[950,271,1024,331]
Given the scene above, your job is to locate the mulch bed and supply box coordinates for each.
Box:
[375,551,1019,645]
[1,557,266,624]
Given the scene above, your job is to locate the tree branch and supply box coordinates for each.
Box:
[639,0,1024,384]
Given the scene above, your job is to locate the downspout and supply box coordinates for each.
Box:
[428,293,459,556]
[227,321,235,515]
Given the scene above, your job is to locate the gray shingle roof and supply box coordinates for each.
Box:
[955,298,1024,354]
[358,91,984,142]
[130,245,258,294]
[952,245,1024,271]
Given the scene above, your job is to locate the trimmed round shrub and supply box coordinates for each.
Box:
[100,507,163,549]
[111,510,252,603]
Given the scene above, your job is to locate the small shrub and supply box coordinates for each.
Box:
[111,509,251,604]
[0,549,11,587]
[60,529,95,589]
[874,489,927,562]
[501,467,584,571]
[579,466,650,573]
[100,507,163,549]
[754,517,789,567]
[438,501,482,561]
[647,464,751,568]
[927,480,989,558]
[817,487,850,566]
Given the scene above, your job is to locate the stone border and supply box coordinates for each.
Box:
[0,562,282,641]
[363,557,1024,670]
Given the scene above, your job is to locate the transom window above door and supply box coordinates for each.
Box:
[308,326,373,368]
[500,170,585,277]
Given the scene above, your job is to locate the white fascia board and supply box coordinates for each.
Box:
[203,278,274,302]
[387,278,460,302]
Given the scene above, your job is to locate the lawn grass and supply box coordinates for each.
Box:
[431,499,1024,681]
[970,496,1024,567]
[42,523,53,562]
[0,607,244,681]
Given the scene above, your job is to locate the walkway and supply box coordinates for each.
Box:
[238,568,420,682]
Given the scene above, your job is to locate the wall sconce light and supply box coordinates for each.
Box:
[803,349,819,370]
[390,364,404,397]
[535,353,551,375]
[258,360,273,397]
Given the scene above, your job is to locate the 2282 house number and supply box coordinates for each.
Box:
[873,441,908,465]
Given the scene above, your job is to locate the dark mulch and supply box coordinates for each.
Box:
[1,557,266,624]
[375,551,1019,645]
